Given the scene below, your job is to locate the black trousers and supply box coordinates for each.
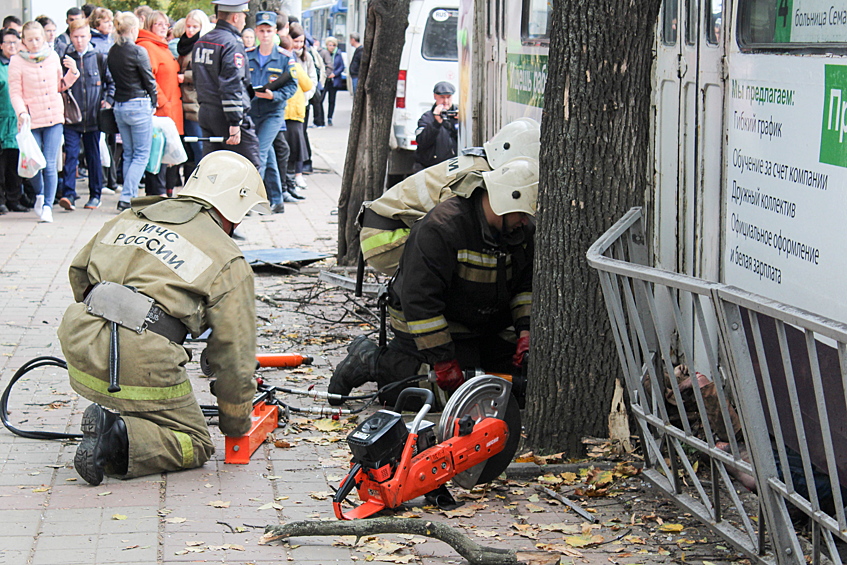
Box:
[0,148,22,206]
[310,86,325,127]
[373,331,517,406]
[144,167,167,196]
[273,130,292,190]
[198,105,260,168]
[322,82,340,121]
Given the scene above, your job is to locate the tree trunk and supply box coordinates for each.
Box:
[247,0,284,28]
[524,0,661,454]
[336,0,410,266]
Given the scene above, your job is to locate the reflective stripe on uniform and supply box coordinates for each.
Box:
[511,292,532,319]
[457,249,500,267]
[407,315,448,335]
[361,228,410,254]
[67,364,193,401]
[457,264,513,283]
[414,329,452,350]
[172,430,194,468]
[389,306,410,333]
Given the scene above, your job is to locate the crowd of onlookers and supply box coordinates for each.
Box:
[0,4,355,222]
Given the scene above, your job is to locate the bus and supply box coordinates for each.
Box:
[302,0,348,51]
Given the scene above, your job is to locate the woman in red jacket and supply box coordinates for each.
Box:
[136,10,181,196]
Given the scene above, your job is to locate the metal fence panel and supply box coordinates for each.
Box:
[587,208,847,565]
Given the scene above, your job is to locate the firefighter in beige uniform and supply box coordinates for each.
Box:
[58,151,269,486]
[359,118,541,276]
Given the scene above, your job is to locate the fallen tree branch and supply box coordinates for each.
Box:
[260,517,560,565]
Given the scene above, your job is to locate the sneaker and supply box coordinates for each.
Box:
[328,119,333,126]
[282,192,298,203]
[84,198,101,209]
[59,197,76,211]
[40,206,53,223]
[101,187,115,196]
[116,201,131,212]
[271,202,285,214]
[295,175,308,188]
[33,195,44,218]
[288,188,306,200]
[0,204,8,215]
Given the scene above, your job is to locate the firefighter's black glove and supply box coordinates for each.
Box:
[434,359,464,392]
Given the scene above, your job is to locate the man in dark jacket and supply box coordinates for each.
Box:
[193,0,260,166]
[415,81,458,171]
[58,20,115,211]
[328,157,538,406]
[348,32,362,92]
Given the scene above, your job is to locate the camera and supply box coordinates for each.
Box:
[441,109,458,119]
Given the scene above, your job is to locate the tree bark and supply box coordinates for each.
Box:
[524,0,661,454]
[336,0,411,266]
[260,517,560,565]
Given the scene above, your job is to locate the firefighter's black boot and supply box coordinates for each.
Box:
[74,404,129,485]
[328,336,379,405]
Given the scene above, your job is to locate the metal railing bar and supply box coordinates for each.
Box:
[586,207,643,258]
[766,478,847,538]
[803,329,847,530]
[620,272,675,428]
[694,294,741,451]
[717,286,847,345]
[822,529,843,565]
[748,312,795,496]
[642,281,696,437]
[713,457,759,540]
[630,404,690,480]
[775,319,824,513]
[598,272,642,398]
[642,468,771,562]
[670,438,715,514]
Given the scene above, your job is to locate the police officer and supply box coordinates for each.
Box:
[193,0,260,166]
[330,157,538,407]
[361,118,540,276]
[414,81,459,171]
[58,151,268,485]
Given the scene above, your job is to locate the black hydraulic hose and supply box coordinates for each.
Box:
[1,356,82,440]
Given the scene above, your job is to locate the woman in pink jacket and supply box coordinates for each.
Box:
[9,21,78,223]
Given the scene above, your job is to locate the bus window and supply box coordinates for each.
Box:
[663,0,678,45]
[421,8,459,60]
[740,0,847,48]
[521,0,551,42]
[707,0,722,44]
[685,0,697,44]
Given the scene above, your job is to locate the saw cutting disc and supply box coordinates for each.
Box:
[436,376,522,489]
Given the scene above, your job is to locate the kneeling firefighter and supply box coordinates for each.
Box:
[360,118,540,276]
[330,156,539,406]
[58,151,269,485]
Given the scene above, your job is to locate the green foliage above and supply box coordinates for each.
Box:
[87,0,214,21]
[96,0,166,14]
[167,0,215,20]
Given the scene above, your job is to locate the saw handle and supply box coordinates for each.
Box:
[393,387,434,413]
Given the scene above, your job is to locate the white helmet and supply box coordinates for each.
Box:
[481,157,539,216]
[483,118,541,169]
[180,151,270,224]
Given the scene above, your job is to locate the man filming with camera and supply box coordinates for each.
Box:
[414,81,458,172]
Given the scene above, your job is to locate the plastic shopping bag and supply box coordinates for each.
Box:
[146,125,165,174]
[16,120,46,179]
[153,116,188,166]
[99,133,111,168]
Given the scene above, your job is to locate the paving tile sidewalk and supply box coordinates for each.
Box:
[0,94,751,565]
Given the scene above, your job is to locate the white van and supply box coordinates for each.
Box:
[386,0,459,186]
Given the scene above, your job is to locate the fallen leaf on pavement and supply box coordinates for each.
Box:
[443,503,486,518]
[165,517,187,524]
[623,534,646,544]
[309,491,331,500]
[659,523,684,532]
[313,418,342,432]
[186,541,204,546]
[258,502,284,510]
[31,487,49,493]
[536,542,584,557]
[565,533,605,547]
[98,491,112,496]
[537,474,563,485]
[525,503,545,513]
[538,523,581,534]
[112,514,127,520]
[371,555,415,563]
[274,439,292,448]
[511,523,539,539]
[560,472,578,483]
[207,500,231,508]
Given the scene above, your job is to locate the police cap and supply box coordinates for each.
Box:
[433,81,455,95]
[212,0,250,12]
[255,11,277,26]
